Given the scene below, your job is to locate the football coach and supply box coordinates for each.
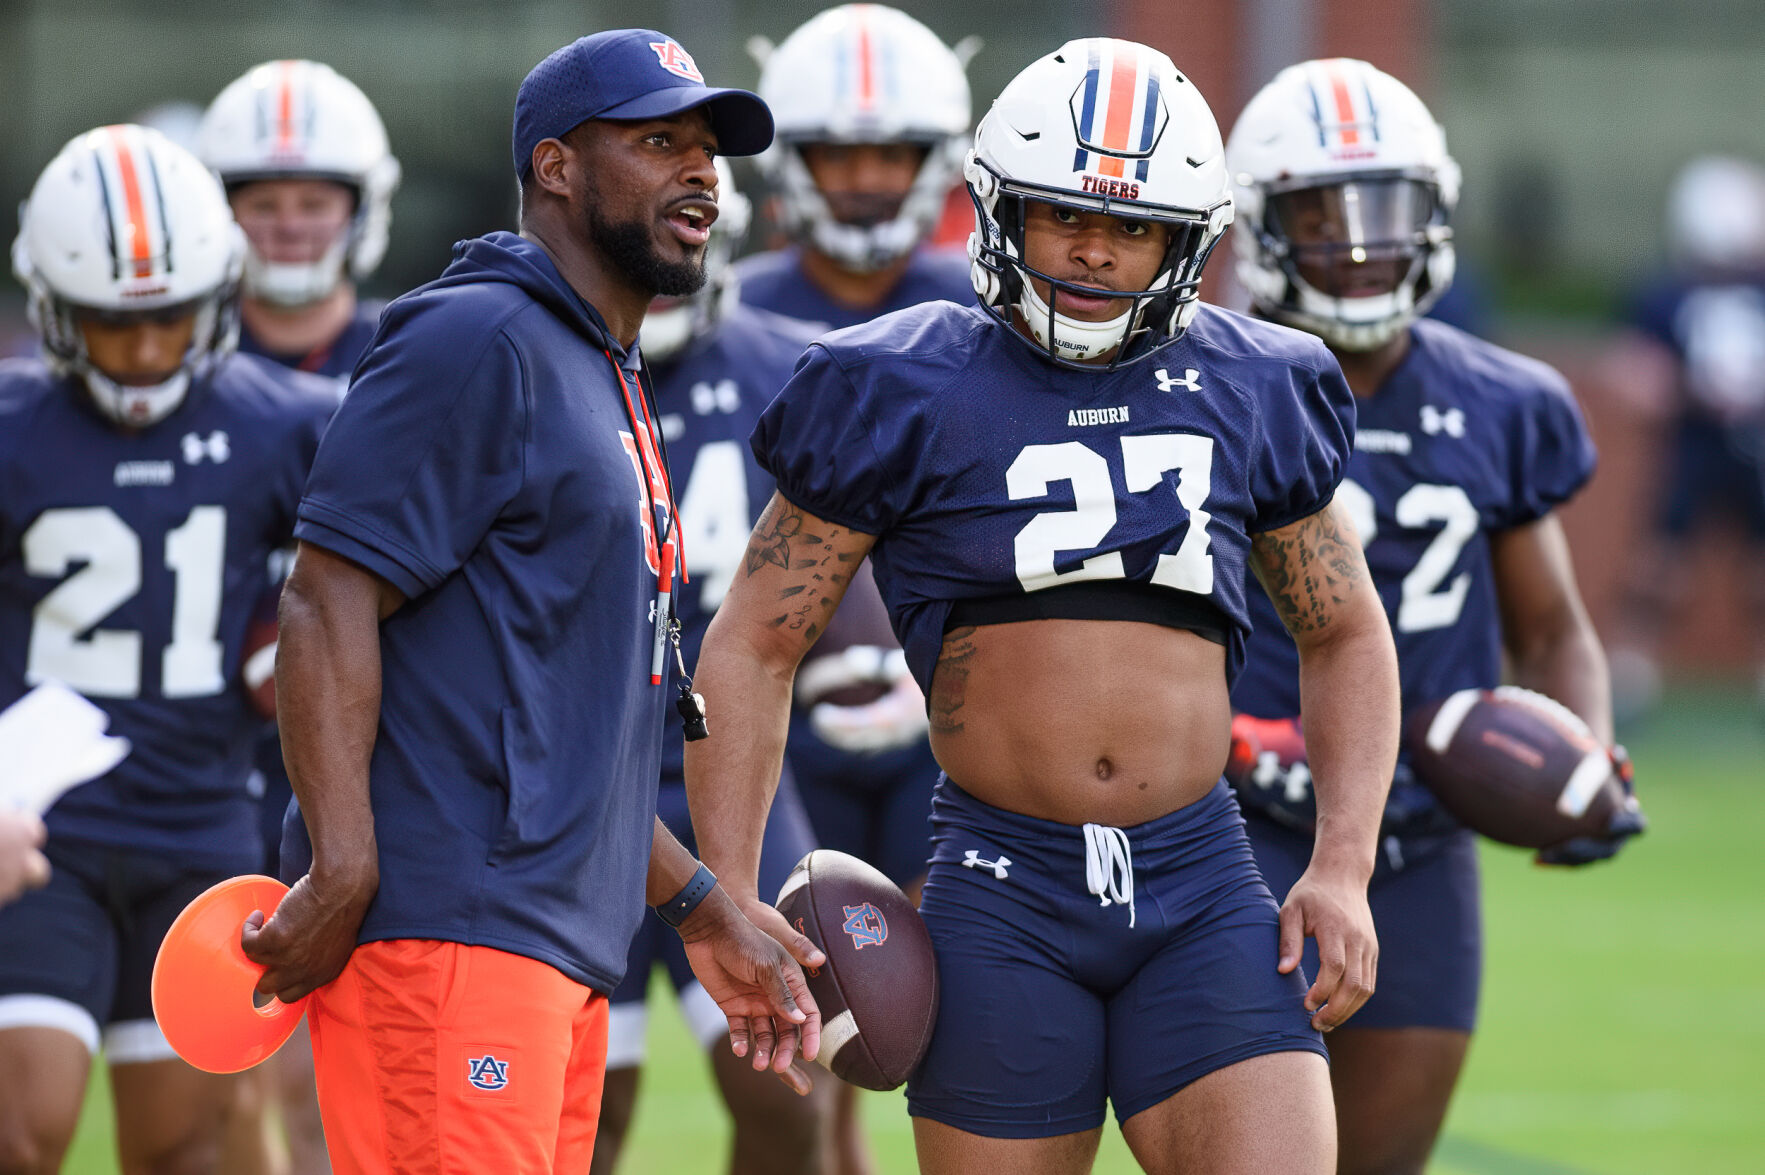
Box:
[242,32,825,1173]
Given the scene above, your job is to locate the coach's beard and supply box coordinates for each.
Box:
[588,204,707,300]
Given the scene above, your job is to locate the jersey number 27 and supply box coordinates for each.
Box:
[1008,435,1216,595]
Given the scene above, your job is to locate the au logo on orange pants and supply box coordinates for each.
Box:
[309,939,607,1174]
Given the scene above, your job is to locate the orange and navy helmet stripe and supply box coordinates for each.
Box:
[251,59,311,159]
[89,125,172,282]
[1305,59,1382,149]
[833,5,898,116]
[1072,40,1162,182]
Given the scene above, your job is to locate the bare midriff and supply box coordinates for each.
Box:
[927,618,1231,827]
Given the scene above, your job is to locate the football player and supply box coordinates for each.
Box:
[741,12,976,1163]
[591,161,833,1175]
[689,39,1401,1174]
[1609,156,1765,721]
[197,60,399,1175]
[1225,59,1640,1175]
[740,4,975,329]
[0,125,336,1174]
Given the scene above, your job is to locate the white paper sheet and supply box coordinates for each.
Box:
[0,682,132,815]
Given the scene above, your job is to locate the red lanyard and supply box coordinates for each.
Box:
[605,350,686,583]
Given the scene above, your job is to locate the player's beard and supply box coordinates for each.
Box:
[585,198,707,299]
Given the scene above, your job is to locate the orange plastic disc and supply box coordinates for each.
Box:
[151,874,309,1073]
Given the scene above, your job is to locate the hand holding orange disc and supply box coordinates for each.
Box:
[151,874,309,1073]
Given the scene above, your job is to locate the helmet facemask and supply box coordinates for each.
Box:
[28,287,240,428]
[966,156,1228,371]
[777,135,964,273]
[1246,172,1454,352]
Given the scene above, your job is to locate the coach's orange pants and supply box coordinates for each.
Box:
[307,939,608,1174]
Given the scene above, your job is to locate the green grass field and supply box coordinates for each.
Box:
[62,687,1765,1173]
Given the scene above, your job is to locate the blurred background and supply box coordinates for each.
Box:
[6,2,1762,1172]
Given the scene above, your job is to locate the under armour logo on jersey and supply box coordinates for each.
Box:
[1420,406,1466,437]
[650,40,704,82]
[181,431,230,465]
[841,902,889,949]
[1155,367,1202,393]
[466,1054,509,1092]
[691,379,741,415]
[960,850,1012,880]
[1251,752,1313,805]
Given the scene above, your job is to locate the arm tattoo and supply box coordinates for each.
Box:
[745,500,855,648]
[744,502,804,576]
[1252,507,1367,634]
[929,627,978,734]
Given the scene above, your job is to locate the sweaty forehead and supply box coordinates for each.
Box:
[585,105,716,144]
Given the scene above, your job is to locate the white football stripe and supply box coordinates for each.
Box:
[816,1009,859,1074]
[775,868,809,906]
[1558,749,1613,818]
[1424,688,1482,755]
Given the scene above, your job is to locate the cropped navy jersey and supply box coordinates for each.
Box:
[0,355,335,862]
[1631,276,1765,423]
[734,245,974,332]
[653,302,822,776]
[752,302,1355,694]
[294,232,672,991]
[1232,319,1596,834]
[238,300,386,384]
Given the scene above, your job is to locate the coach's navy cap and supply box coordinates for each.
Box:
[512,30,773,177]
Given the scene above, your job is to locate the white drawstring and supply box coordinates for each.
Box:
[1082,823,1136,929]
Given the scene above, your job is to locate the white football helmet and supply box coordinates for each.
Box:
[198,59,401,306]
[1227,58,1459,351]
[12,124,245,427]
[756,4,970,272]
[966,38,1234,369]
[642,157,753,363]
[1667,156,1765,274]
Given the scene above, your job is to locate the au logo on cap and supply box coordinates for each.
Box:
[650,40,704,83]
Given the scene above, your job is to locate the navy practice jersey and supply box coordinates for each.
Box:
[0,356,336,862]
[652,302,823,777]
[1632,276,1765,423]
[1232,318,1596,834]
[237,299,386,385]
[294,231,673,991]
[734,244,974,332]
[752,302,1355,694]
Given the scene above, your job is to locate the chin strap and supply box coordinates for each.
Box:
[1016,280,1135,362]
[243,234,350,308]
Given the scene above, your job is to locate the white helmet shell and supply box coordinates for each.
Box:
[757,4,971,272]
[643,157,753,364]
[1667,156,1765,273]
[966,38,1234,368]
[12,124,244,427]
[199,59,401,304]
[1227,58,1459,351]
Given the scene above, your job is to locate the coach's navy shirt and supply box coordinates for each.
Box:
[294,231,670,991]
[752,301,1354,694]
[0,355,334,863]
[734,244,974,332]
[1232,318,1596,838]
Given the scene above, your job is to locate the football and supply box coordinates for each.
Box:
[774,850,938,1091]
[1405,686,1622,848]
